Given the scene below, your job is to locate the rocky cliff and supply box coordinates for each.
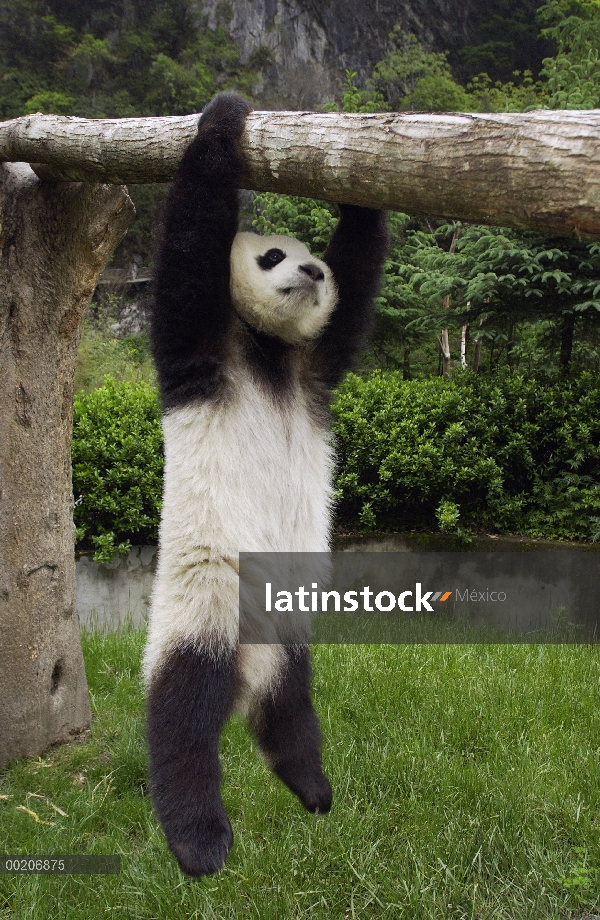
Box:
[196,0,478,108]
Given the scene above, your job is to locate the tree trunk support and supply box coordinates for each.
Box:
[0,164,134,769]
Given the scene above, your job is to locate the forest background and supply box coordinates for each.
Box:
[3,0,600,552]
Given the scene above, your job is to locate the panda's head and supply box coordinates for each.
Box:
[230,232,338,345]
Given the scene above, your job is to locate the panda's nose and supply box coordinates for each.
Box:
[299,263,325,282]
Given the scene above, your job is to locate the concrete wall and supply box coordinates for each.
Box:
[76,545,157,630]
[76,535,596,631]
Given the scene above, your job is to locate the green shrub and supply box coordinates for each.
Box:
[331,370,600,540]
[72,377,163,562]
[75,326,156,395]
[435,498,461,533]
[71,373,600,559]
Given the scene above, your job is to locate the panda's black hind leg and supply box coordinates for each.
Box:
[147,644,238,876]
[250,646,332,814]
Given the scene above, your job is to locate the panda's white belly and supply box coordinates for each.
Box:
[144,372,334,688]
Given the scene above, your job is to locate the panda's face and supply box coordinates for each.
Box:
[230,232,338,344]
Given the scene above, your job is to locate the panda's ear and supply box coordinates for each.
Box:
[257,249,286,271]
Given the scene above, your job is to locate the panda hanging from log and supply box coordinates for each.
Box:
[144,92,388,876]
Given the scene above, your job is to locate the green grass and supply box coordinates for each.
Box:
[1,633,600,919]
[75,326,156,395]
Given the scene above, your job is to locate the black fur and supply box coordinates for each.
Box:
[257,248,286,270]
[242,325,296,396]
[250,647,332,814]
[147,644,239,876]
[318,205,390,389]
[150,92,252,410]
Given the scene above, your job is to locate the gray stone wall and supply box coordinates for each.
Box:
[76,546,158,630]
[76,536,596,631]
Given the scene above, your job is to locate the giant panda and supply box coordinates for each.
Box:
[144,92,389,877]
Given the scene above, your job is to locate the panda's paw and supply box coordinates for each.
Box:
[168,810,234,877]
[198,91,252,141]
[297,773,333,815]
[275,763,333,815]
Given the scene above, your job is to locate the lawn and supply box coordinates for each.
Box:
[1,630,599,919]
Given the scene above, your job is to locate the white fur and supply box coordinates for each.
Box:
[144,366,335,709]
[230,233,337,344]
[146,231,338,706]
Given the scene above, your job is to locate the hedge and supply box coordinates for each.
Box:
[72,372,600,560]
[72,377,163,563]
[331,370,600,540]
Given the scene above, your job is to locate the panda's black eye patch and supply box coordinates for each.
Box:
[257,248,286,270]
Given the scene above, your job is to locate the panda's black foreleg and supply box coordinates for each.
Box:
[250,646,332,814]
[147,644,238,876]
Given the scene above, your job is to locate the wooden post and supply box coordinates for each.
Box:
[0,164,134,768]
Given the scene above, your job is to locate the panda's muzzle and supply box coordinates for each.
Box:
[278,262,325,297]
[279,264,325,296]
[299,263,325,282]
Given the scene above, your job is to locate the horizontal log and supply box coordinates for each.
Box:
[1,109,599,239]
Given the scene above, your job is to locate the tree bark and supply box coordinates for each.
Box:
[472,306,488,373]
[439,325,452,377]
[402,346,411,380]
[460,324,468,370]
[1,109,600,239]
[0,164,134,769]
[472,324,485,373]
[559,313,576,376]
[438,225,461,377]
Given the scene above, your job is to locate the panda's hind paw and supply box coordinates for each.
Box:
[298,773,333,815]
[275,763,333,815]
[168,812,234,877]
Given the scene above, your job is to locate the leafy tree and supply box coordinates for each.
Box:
[0,6,77,118]
[24,89,75,114]
[323,70,387,113]
[367,27,471,113]
[402,223,600,376]
[325,31,471,115]
[0,0,257,120]
[370,213,437,375]
[459,229,600,375]
[538,0,600,107]
[0,0,261,268]
[455,0,550,83]
[325,32,472,112]
[329,30,548,117]
[465,70,547,112]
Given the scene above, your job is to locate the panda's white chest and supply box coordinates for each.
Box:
[160,373,334,555]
